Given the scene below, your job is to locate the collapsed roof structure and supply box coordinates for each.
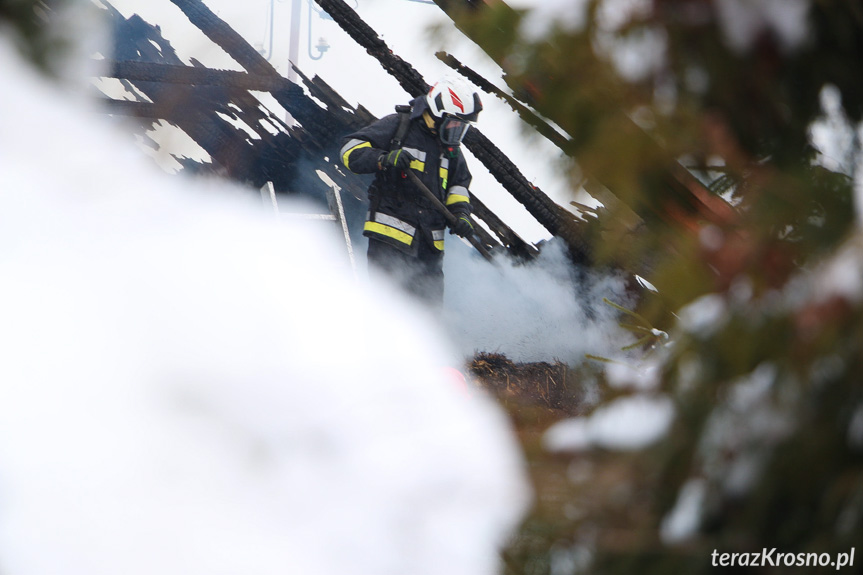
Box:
[96,0,734,273]
[96,0,571,264]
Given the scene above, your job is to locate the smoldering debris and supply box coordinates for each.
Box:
[468,352,585,416]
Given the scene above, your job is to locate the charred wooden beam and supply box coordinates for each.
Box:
[435,51,570,151]
[312,0,429,98]
[168,0,278,78]
[105,60,290,92]
[110,13,185,66]
[101,98,166,119]
[465,128,589,262]
[470,195,539,260]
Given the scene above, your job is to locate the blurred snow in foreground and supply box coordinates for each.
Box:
[543,394,674,452]
[0,34,529,575]
[715,0,811,53]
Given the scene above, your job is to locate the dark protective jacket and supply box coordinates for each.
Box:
[339,100,472,256]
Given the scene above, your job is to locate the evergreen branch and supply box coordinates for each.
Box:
[585,354,616,364]
[619,323,656,334]
[603,298,652,327]
[621,334,656,351]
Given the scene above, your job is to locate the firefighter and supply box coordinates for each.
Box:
[339,76,482,306]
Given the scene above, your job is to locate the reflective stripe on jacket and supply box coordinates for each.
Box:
[364,212,446,251]
[339,105,472,256]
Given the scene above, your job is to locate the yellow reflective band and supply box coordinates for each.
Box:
[342,141,371,171]
[446,193,470,206]
[439,167,448,189]
[364,221,413,245]
[410,159,425,171]
[434,240,445,251]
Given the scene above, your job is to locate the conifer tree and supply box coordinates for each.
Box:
[434,1,863,572]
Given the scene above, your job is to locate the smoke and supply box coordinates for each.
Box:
[442,237,637,365]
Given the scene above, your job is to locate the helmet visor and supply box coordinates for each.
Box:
[439,116,471,146]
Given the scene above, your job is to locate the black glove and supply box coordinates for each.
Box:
[378,148,415,171]
[450,214,474,238]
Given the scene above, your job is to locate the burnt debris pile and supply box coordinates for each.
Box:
[468,352,589,418]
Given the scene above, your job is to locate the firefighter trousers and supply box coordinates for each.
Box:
[367,237,444,307]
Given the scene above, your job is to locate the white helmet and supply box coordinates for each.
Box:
[425,76,482,146]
